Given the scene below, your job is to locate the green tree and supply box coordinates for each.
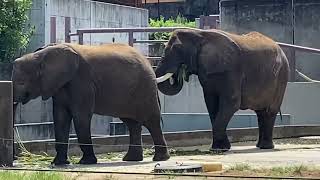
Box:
[149,14,196,40]
[0,0,33,63]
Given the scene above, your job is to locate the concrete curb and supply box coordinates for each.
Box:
[15,125,320,156]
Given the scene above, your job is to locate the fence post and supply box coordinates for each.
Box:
[128,31,134,47]
[78,32,84,45]
[50,17,56,43]
[0,81,13,166]
[65,17,71,43]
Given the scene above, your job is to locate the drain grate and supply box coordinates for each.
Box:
[154,162,203,173]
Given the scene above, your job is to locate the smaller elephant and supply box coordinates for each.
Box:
[156,29,289,151]
[12,43,170,165]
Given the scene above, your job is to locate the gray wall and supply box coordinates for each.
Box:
[144,0,219,20]
[159,76,320,126]
[220,0,320,81]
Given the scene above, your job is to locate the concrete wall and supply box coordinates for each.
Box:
[219,0,320,80]
[158,77,320,126]
[144,2,185,19]
[294,0,320,80]
[144,0,219,20]
[14,0,149,141]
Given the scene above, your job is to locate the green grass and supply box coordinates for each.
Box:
[0,171,69,180]
[228,163,251,171]
[226,163,315,177]
[268,164,309,176]
[17,151,54,167]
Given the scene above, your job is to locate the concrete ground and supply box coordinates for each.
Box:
[51,137,320,179]
[12,137,320,179]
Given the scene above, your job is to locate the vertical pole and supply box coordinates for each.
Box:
[158,0,160,19]
[50,17,56,43]
[128,31,134,47]
[65,17,71,43]
[0,81,13,167]
[79,32,84,45]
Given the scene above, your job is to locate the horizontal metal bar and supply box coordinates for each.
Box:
[14,122,53,127]
[146,57,162,61]
[278,42,320,54]
[134,39,168,43]
[76,27,196,34]
[69,33,78,36]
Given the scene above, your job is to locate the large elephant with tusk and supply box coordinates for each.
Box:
[12,43,170,165]
[155,29,289,151]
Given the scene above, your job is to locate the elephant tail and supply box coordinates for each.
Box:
[279,109,283,122]
[157,91,164,127]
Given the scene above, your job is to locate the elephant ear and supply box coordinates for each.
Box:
[39,44,79,100]
[201,30,241,75]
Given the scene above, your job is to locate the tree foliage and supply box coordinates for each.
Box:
[0,0,33,63]
[149,15,196,40]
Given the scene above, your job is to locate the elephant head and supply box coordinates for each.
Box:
[12,44,79,104]
[155,29,203,95]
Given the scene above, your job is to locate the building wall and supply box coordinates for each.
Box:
[220,0,320,81]
[144,0,219,20]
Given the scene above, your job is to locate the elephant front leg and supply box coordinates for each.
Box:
[203,93,220,151]
[211,97,240,152]
[255,109,276,149]
[73,111,97,164]
[121,119,143,161]
[52,101,72,165]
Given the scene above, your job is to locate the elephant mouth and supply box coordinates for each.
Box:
[156,65,190,96]
[156,64,190,84]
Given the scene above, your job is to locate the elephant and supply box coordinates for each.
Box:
[12,43,170,165]
[155,29,289,151]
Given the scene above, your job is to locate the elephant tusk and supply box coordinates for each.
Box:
[156,73,174,83]
[169,77,174,85]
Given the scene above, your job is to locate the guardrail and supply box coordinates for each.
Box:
[68,27,197,46]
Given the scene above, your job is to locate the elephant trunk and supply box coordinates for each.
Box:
[155,67,183,96]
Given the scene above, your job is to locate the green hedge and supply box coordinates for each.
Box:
[0,0,33,63]
[149,15,196,40]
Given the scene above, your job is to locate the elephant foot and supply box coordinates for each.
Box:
[123,149,143,161]
[51,156,70,166]
[257,140,274,149]
[210,138,231,152]
[256,139,262,148]
[78,155,97,164]
[153,151,170,161]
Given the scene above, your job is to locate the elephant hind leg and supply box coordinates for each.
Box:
[121,118,143,161]
[255,109,277,149]
[143,116,170,161]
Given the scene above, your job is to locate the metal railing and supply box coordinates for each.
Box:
[68,27,197,46]
[66,27,320,82]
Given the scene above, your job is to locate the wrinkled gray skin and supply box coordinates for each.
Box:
[156,29,289,151]
[12,43,170,165]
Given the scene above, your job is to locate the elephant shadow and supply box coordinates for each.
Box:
[226,146,281,154]
[50,161,155,169]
